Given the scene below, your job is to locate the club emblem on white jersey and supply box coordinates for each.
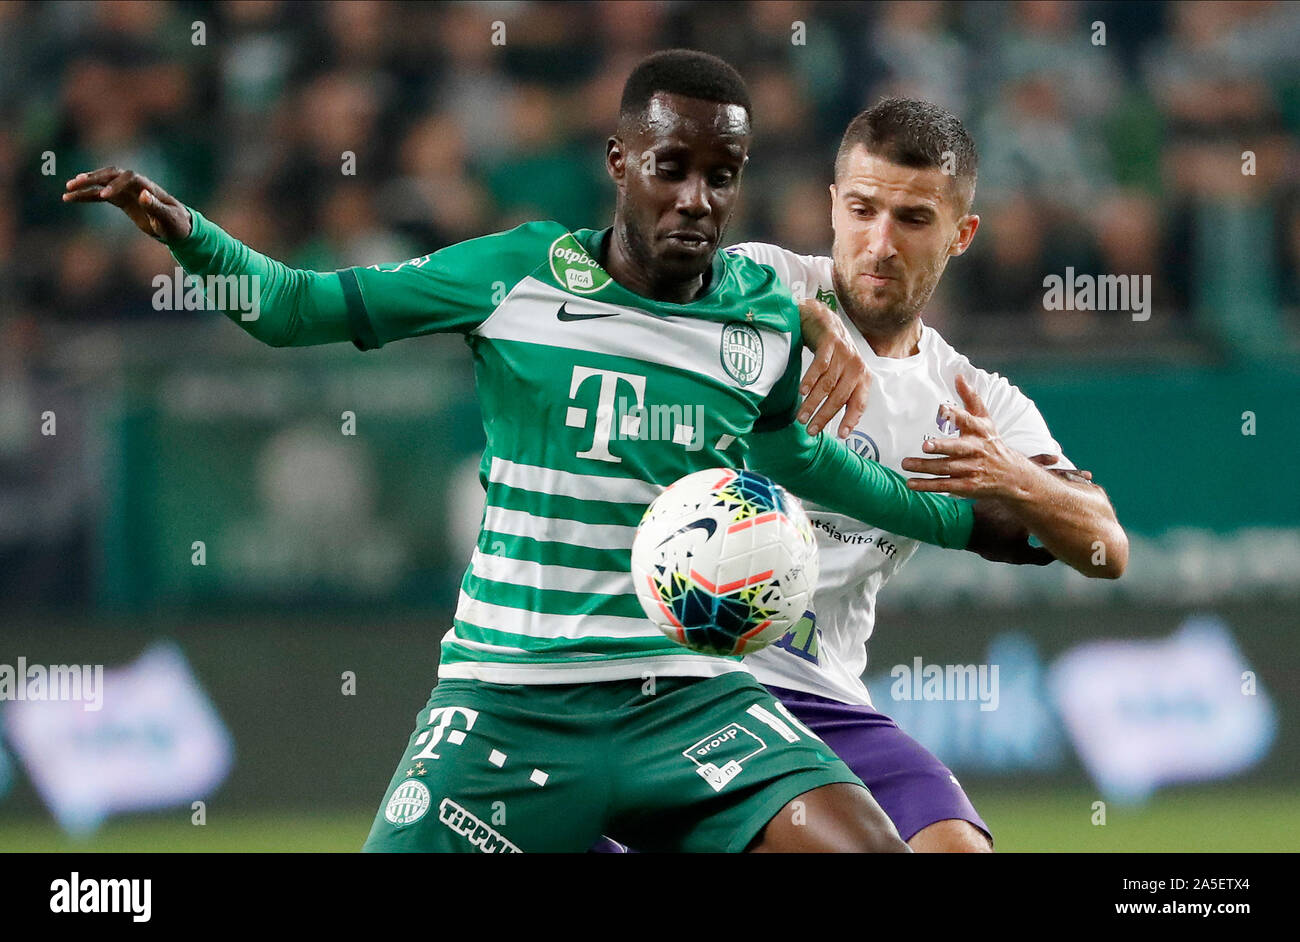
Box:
[720,321,764,386]
[936,402,959,436]
[844,430,880,462]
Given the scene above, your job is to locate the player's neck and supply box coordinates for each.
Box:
[602,225,707,304]
[859,318,923,359]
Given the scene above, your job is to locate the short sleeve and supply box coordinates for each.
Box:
[974,372,1075,470]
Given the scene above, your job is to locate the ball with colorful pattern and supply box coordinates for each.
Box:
[631,468,819,656]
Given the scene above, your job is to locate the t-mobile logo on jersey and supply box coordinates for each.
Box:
[566,366,648,462]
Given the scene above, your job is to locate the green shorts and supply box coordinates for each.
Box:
[362,672,863,853]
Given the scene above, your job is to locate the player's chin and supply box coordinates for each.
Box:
[860,283,902,304]
[854,293,914,326]
[657,246,716,280]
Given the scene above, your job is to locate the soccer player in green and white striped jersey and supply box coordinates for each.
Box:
[64,50,1037,853]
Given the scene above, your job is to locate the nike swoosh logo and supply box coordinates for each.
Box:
[557,303,618,322]
[657,517,717,547]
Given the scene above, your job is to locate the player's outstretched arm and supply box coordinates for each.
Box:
[747,419,1051,563]
[747,418,972,548]
[63,166,353,347]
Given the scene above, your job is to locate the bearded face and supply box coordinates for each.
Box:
[829,146,977,338]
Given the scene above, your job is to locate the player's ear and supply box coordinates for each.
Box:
[828,184,838,232]
[606,137,626,184]
[950,213,979,257]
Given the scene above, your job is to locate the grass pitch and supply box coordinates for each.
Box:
[0,786,1293,852]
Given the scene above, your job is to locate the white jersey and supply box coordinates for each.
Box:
[728,243,1072,706]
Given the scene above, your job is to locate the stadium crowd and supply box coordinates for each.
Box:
[2,0,1299,351]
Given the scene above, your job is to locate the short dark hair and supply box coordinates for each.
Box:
[835,98,978,211]
[619,49,751,126]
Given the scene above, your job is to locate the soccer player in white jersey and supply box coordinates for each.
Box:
[729,98,1130,852]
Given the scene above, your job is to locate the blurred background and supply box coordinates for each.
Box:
[1,0,1297,851]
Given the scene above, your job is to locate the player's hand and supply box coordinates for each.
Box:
[966,498,1056,566]
[797,297,870,439]
[900,374,1037,499]
[62,167,192,243]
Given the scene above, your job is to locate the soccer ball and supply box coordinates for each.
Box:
[631,468,819,657]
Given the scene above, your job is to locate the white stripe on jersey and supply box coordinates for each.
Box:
[470,547,632,597]
[437,652,749,684]
[481,504,636,550]
[472,276,790,399]
[489,456,662,505]
[436,630,749,683]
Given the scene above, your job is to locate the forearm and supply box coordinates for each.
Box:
[747,422,973,549]
[166,207,353,347]
[1005,468,1128,577]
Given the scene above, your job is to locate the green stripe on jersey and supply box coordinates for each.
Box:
[474,532,631,575]
[461,570,643,620]
[485,483,647,530]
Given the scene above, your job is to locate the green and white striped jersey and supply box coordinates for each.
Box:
[169,212,973,685]
[349,222,810,682]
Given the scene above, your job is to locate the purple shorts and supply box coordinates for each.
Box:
[767,684,990,844]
